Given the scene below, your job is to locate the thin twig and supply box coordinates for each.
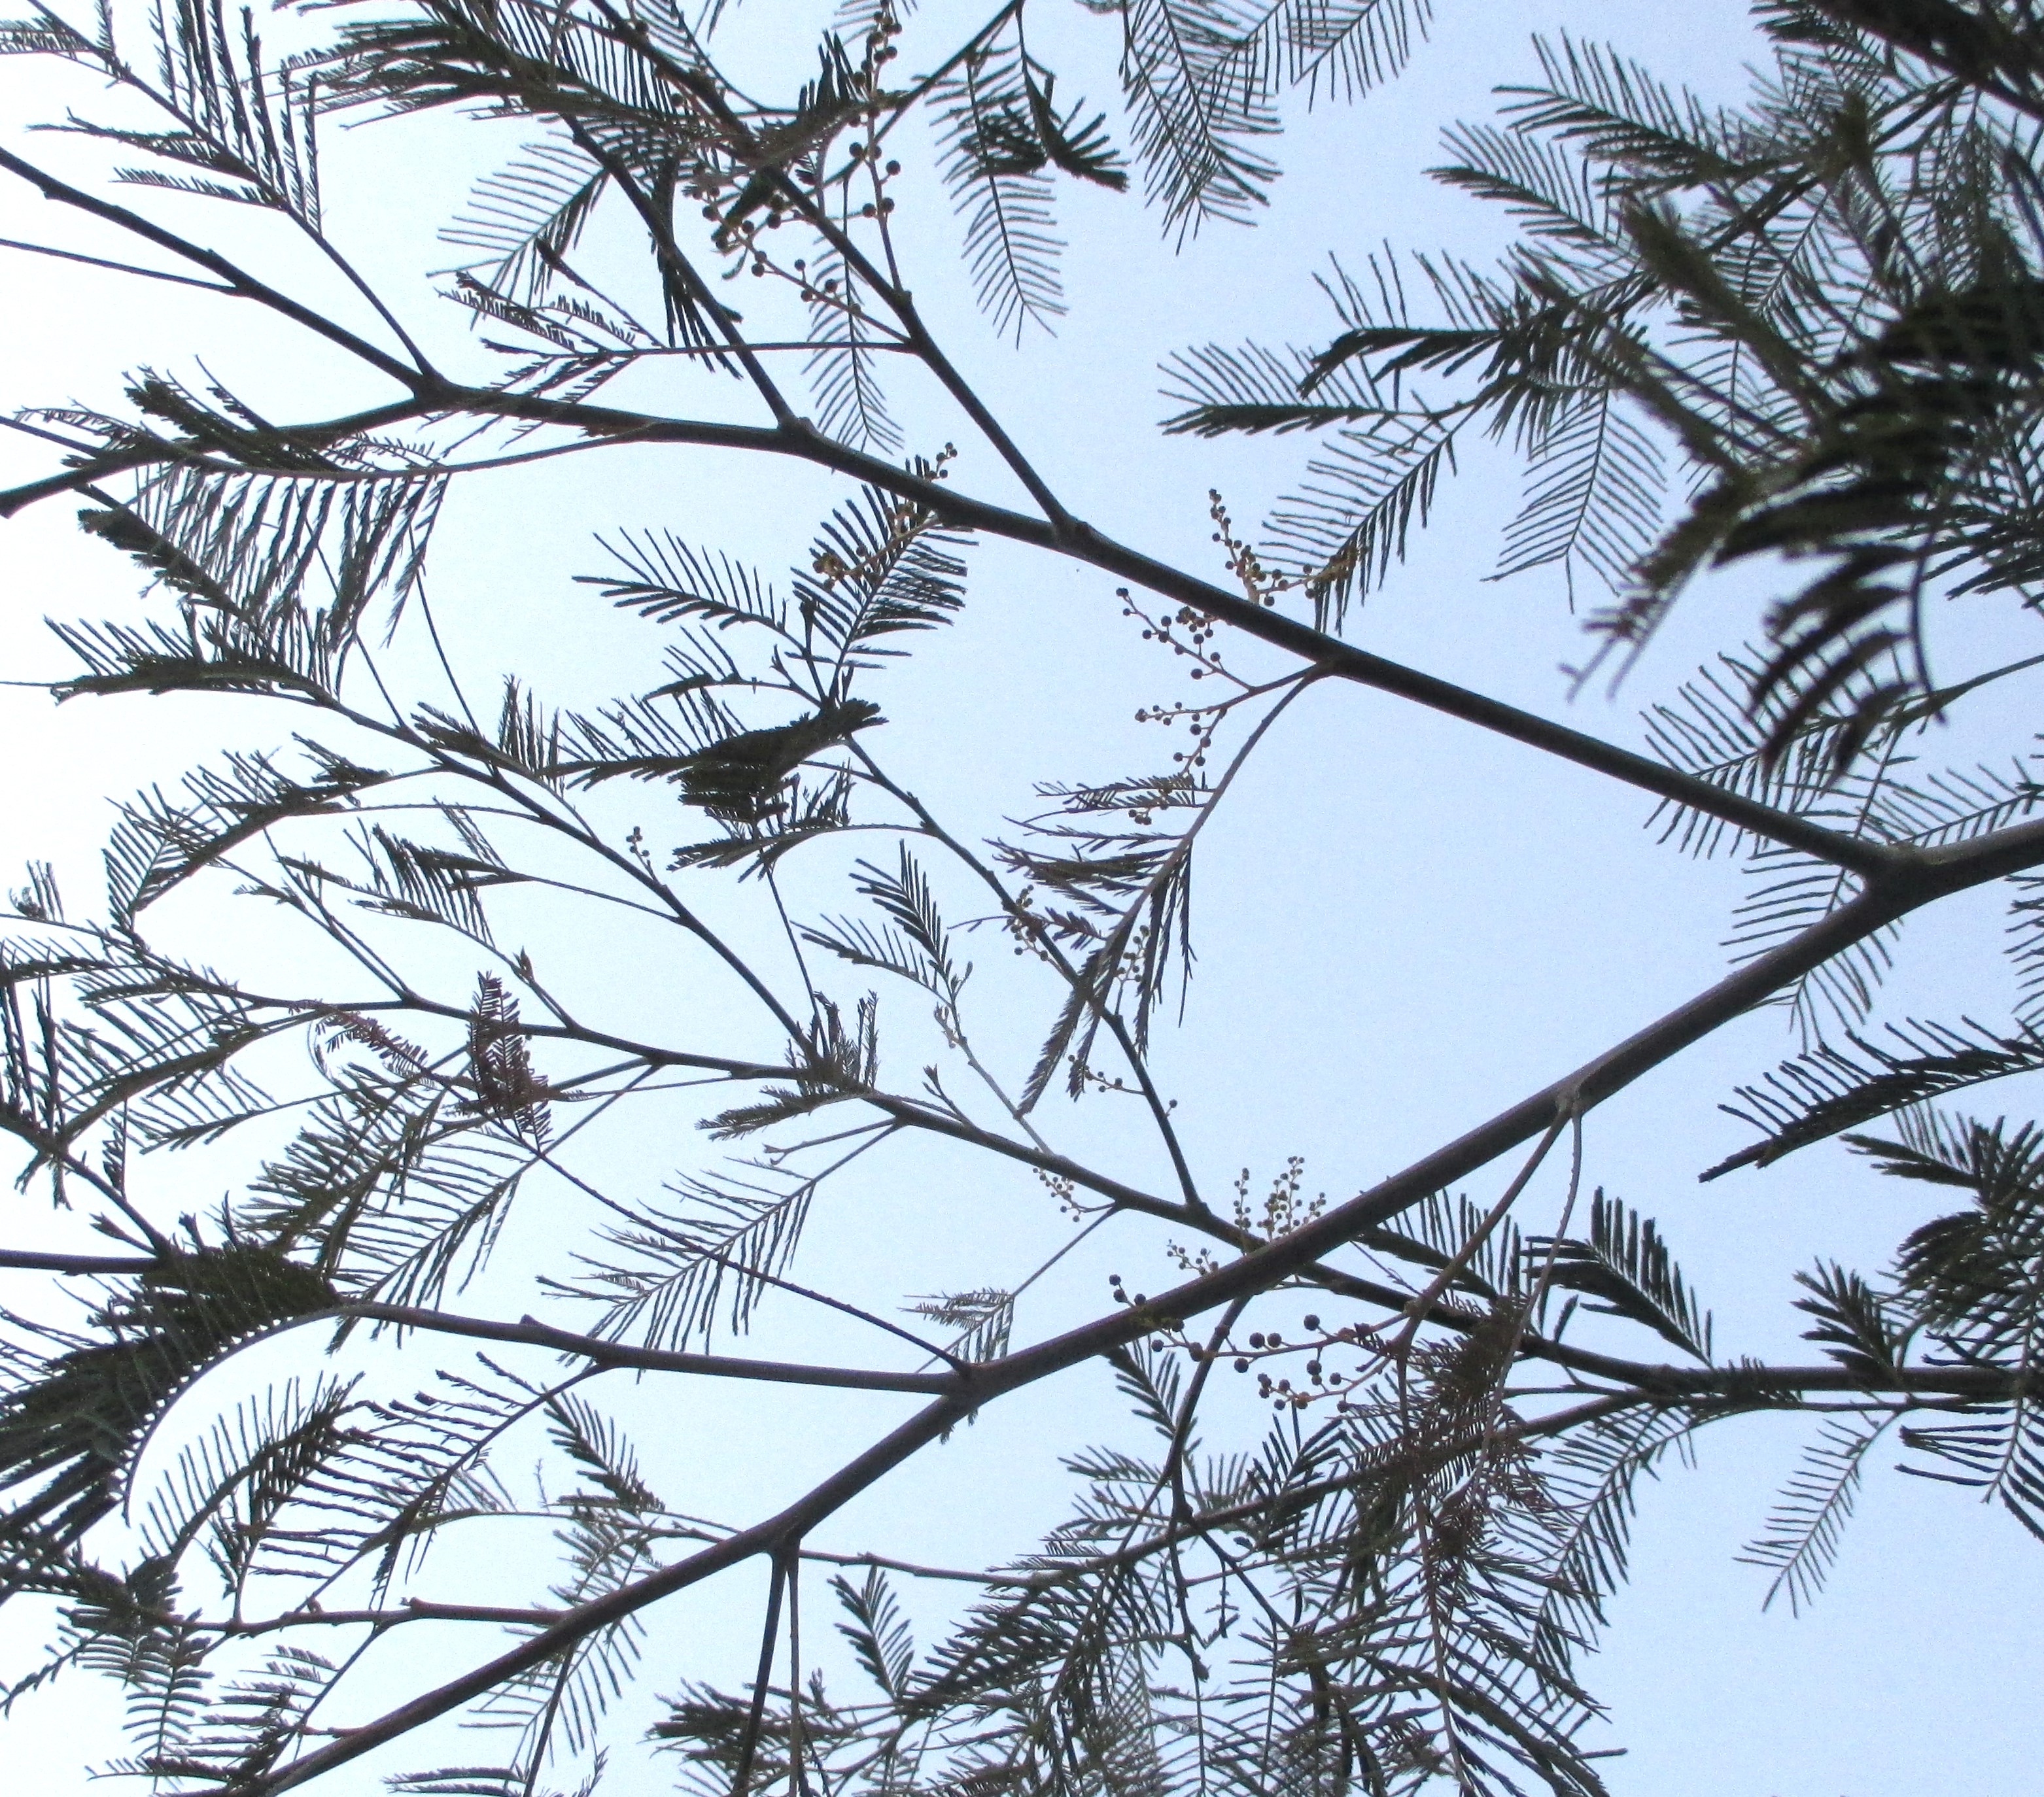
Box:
[731,1550,791,1797]
[347,1302,959,1395]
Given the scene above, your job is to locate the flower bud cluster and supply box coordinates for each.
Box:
[1225,1312,1385,1412]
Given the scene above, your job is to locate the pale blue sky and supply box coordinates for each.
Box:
[0,3,2039,1791]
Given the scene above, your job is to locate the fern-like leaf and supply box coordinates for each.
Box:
[1739,1412,1892,1614]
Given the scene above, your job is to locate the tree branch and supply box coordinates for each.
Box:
[0,232,232,290]
[0,395,433,517]
[0,344,1911,877]
[426,384,1905,876]
[0,1247,158,1275]
[239,795,2044,1795]
[0,145,425,389]
[345,1303,959,1395]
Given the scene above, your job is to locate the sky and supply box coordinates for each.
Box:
[1,1,2041,1792]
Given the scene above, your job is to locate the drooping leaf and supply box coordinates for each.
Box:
[0,1244,336,1590]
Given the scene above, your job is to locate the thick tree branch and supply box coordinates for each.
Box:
[413,385,1909,877]
[0,344,1905,876]
[239,796,2044,1794]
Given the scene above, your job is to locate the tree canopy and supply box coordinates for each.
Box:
[1,1,2043,1792]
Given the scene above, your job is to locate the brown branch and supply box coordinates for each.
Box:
[0,233,232,290]
[241,820,2044,1794]
[345,1303,959,1395]
[0,145,424,389]
[731,1550,790,1797]
[0,395,432,518]
[0,1247,158,1275]
[776,186,1076,528]
[795,1546,1037,1587]
[425,383,1897,876]
[0,341,1912,878]
[207,1600,568,1638]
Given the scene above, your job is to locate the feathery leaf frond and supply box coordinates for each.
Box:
[1529,1190,1714,1361]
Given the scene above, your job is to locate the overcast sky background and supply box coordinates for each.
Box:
[1,1,2041,1791]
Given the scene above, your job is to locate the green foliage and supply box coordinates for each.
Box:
[706,995,880,1137]
[6,3,2044,1794]
[559,1163,823,1349]
[1362,1188,1527,1304]
[935,44,1078,341]
[443,135,610,309]
[1733,1108,2044,1614]
[832,1566,914,1699]
[805,846,964,998]
[1186,3,2044,778]
[69,0,323,225]
[103,745,393,925]
[1705,1015,2044,1177]
[1638,648,2044,1040]
[1849,1113,2044,1536]
[0,1244,336,1592]
[1739,1411,1893,1615]
[1790,1261,1911,1383]
[1531,1191,1714,1362]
